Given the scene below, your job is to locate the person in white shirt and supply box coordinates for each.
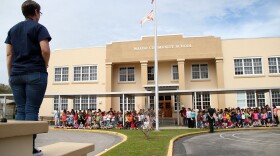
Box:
[54,109,60,127]
[186,108,192,128]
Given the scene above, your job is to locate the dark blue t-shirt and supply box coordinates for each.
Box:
[5,19,52,76]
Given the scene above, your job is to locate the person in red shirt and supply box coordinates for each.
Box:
[127,113,133,129]
[179,107,187,126]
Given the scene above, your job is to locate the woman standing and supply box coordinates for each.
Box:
[5,1,51,155]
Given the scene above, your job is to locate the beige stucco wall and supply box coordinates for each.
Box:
[112,63,144,92]
[147,61,180,85]
[222,37,280,107]
[46,47,106,93]
[40,47,107,116]
[185,59,218,89]
[106,35,222,63]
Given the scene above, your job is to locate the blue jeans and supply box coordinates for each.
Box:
[10,72,48,121]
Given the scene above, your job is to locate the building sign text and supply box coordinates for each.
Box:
[133,44,192,51]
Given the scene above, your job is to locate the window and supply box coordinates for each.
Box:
[74,95,97,110]
[237,92,246,108]
[272,90,280,106]
[54,67,68,82]
[268,57,280,74]
[174,95,180,111]
[120,95,135,111]
[192,64,208,79]
[74,66,97,81]
[192,92,210,109]
[246,91,256,107]
[149,96,154,110]
[236,91,266,108]
[172,65,179,80]
[234,58,262,75]
[257,92,266,107]
[53,96,68,111]
[119,67,135,82]
[148,66,154,81]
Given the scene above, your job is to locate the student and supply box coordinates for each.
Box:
[92,121,99,129]
[273,105,279,125]
[241,111,245,127]
[79,122,84,129]
[180,107,187,126]
[252,120,259,127]
[5,1,51,155]
[252,110,259,122]
[118,112,123,126]
[61,109,67,128]
[130,121,136,130]
[54,109,60,127]
[267,111,272,123]
[227,120,235,128]
[222,120,228,128]
[86,112,92,127]
[261,110,267,126]
[74,121,79,129]
[191,109,196,128]
[73,110,77,124]
[127,113,133,129]
[236,120,242,128]
[196,111,203,128]
[68,111,74,128]
[186,108,192,128]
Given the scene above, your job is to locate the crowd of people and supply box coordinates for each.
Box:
[53,105,279,130]
[180,105,279,129]
[53,108,156,130]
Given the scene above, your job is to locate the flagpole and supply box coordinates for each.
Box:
[153,0,159,131]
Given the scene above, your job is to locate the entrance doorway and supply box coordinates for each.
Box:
[159,96,172,117]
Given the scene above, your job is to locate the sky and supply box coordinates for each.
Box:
[1,0,280,85]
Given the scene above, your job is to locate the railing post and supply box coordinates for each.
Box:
[59,95,61,111]
[0,96,7,122]
[194,92,197,128]
[122,94,125,126]
[3,96,6,118]
[176,95,179,126]
[269,89,274,121]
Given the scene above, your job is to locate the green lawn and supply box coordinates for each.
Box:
[101,129,206,156]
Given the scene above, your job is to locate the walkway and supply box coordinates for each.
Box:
[36,129,123,156]
[173,129,280,156]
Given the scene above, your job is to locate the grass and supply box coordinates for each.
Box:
[101,129,206,156]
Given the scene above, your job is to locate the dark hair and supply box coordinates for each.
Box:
[22,0,40,17]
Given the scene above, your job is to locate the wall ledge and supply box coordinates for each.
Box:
[0,121,48,139]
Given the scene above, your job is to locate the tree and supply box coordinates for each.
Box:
[0,84,12,94]
[140,109,155,139]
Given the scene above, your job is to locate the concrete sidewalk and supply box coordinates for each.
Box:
[36,128,123,156]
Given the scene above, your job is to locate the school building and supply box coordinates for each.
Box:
[39,34,280,118]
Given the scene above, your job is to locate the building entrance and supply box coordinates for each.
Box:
[159,96,172,117]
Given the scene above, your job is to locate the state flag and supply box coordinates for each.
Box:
[140,10,154,27]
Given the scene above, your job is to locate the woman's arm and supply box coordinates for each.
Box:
[6,44,12,78]
[40,40,50,68]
